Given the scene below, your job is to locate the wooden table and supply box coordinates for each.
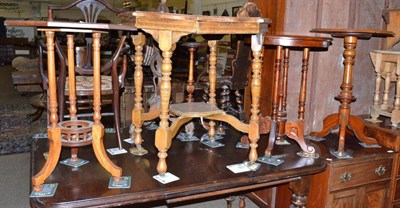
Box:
[30,126,326,207]
[119,6,271,177]
[309,28,394,158]
[258,35,332,162]
[4,19,138,192]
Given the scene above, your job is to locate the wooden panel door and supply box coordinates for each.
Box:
[328,188,357,208]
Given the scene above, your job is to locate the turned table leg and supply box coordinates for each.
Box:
[91,32,122,180]
[130,33,148,156]
[31,31,62,192]
[276,48,290,145]
[289,176,311,207]
[155,31,175,176]
[311,35,376,157]
[248,35,263,164]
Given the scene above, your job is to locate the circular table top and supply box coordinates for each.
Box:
[181,42,208,49]
[310,28,394,39]
[264,34,333,48]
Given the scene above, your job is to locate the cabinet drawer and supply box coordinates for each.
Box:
[331,159,392,191]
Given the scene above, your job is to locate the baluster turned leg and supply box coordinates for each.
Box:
[276,48,290,145]
[289,177,311,207]
[392,58,400,126]
[209,40,217,143]
[130,33,148,156]
[381,63,392,111]
[155,31,174,176]
[186,47,196,102]
[31,30,62,191]
[248,35,262,165]
[370,53,382,122]
[91,32,122,181]
[66,34,79,162]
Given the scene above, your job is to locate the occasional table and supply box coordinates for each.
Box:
[258,35,332,164]
[4,19,137,193]
[119,3,270,177]
[309,28,394,158]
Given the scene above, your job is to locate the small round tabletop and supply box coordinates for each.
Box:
[181,42,208,49]
[264,34,333,48]
[310,28,394,39]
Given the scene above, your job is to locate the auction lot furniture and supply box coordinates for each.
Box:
[307,133,394,207]
[119,3,271,177]
[309,28,394,158]
[362,115,400,207]
[258,35,332,163]
[30,126,326,207]
[4,19,136,194]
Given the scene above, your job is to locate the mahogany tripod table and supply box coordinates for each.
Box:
[309,28,394,158]
[258,35,332,165]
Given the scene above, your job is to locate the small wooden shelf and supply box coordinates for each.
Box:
[169,102,223,118]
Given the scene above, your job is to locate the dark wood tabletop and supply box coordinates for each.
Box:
[30,124,326,207]
[264,34,333,48]
[310,28,394,39]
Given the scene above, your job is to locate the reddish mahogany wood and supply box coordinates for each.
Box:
[30,126,325,207]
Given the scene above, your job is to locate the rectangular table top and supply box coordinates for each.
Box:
[30,124,325,207]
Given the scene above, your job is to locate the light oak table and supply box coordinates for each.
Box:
[119,8,271,177]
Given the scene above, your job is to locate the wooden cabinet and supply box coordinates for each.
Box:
[307,134,394,208]
[363,115,400,207]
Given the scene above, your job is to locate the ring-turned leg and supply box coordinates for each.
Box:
[276,48,290,145]
[32,31,62,191]
[311,36,376,157]
[248,35,263,164]
[206,40,220,145]
[155,31,175,175]
[91,32,122,180]
[286,48,316,157]
[130,33,148,156]
[264,45,282,157]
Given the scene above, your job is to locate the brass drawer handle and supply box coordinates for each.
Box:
[375,165,386,176]
[340,172,352,182]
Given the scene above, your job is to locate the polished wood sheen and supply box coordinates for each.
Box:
[259,35,332,158]
[30,126,326,207]
[310,28,394,156]
[307,133,394,208]
[119,3,270,175]
[362,115,400,207]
